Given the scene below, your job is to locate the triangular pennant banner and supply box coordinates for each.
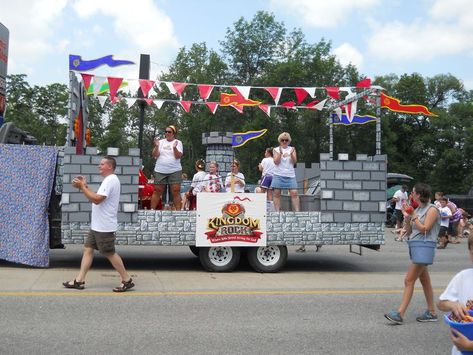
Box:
[93,76,106,96]
[180,101,192,112]
[125,98,136,108]
[155,100,165,109]
[80,73,94,91]
[126,79,140,96]
[303,87,316,98]
[264,87,282,105]
[198,84,214,100]
[232,86,251,99]
[305,100,319,110]
[206,102,218,114]
[97,95,107,107]
[294,88,309,105]
[326,87,340,100]
[334,107,342,121]
[139,79,155,98]
[165,82,177,95]
[145,98,154,106]
[148,87,158,98]
[107,76,123,101]
[314,98,328,111]
[258,104,271,117]
[172,82,188,97]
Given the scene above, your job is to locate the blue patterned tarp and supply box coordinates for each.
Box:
[0,144,58,267]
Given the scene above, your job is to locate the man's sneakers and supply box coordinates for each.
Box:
[384,310,403,325]
[416,310,438,322]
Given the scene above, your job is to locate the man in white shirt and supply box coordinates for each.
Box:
[63,156,134,292]
[393,185,408,229]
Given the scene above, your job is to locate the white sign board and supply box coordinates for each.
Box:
[196,193,267,247]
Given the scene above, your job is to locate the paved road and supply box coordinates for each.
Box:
[0,229,471,355]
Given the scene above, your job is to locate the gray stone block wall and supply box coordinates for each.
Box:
[61,148,140,224]
[319,153,387,223]
[202,132,234,176]
[61,210,384,246]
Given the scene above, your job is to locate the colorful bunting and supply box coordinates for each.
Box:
[264,87,282,105]
[356,78,371,88]
[326,87,340,100]
[80,73,93,91]
[206,102,218,114]
[380,92,437,116]
[232,129,268,148]
[180,101,192,112]
[232,86,251,100]
[294,88,309,105]
[258,104,271,117]
[107,77,123,101]
[198,85,214,100]
[138,79,155,98]
[172,82,188,97]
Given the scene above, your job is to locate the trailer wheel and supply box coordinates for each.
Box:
[247,245,287,273]
[199,246,241,272]
[189,246,199,257]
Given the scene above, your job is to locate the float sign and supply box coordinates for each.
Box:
[196,193,267,247]
[0,22,8,124]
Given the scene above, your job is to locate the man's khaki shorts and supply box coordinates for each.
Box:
[85,230,116,255]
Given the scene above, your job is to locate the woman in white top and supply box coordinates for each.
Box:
[151,125,183,210]
[271,132,300,212]
[225,159,245,193]
[258,147,275,201]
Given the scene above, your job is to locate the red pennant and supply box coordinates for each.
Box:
[198,84,214,100]
[294,88,309,105]
[206,102,218,114]
[258,104,271,117]
[107,76,123,101]
[325,87,340,100]
[356,78,371,88]
[172,82,188,97]
[139,79,155,98]
[80,73,94,91]
[231,105,244,114]
[145,98,154,106]
[111,96,120,104]
[180,101,192,113]
[264,87,282,104]
[305,100,320,110]
[281,101,296,108]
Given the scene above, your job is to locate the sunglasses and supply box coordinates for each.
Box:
[165,130,173,133]
[280,139,289,142]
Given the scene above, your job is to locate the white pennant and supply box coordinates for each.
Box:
[155,100,165,109]
[97,95,107,107]
[334,107,342,121]
[93,76,106,97]
[314,98,327,111]
[165,82,177,95]
[303,87,316,98]
[148,87,158,98]
[126,79,140,96]
[125,98,137,108]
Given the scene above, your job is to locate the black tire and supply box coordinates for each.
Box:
[188,245,199,257]
[199,246,241,272]
[247,245,288,273]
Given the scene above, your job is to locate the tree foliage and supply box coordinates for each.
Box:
[4,11,473,194]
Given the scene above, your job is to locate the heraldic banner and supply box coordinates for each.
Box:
[196,193,267,247]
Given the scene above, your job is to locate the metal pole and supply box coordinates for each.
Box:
[138,54,150,159]
[329,114,334,160]
[375,91,381,155]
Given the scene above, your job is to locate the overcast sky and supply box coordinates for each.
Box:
[1,0,472,89]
